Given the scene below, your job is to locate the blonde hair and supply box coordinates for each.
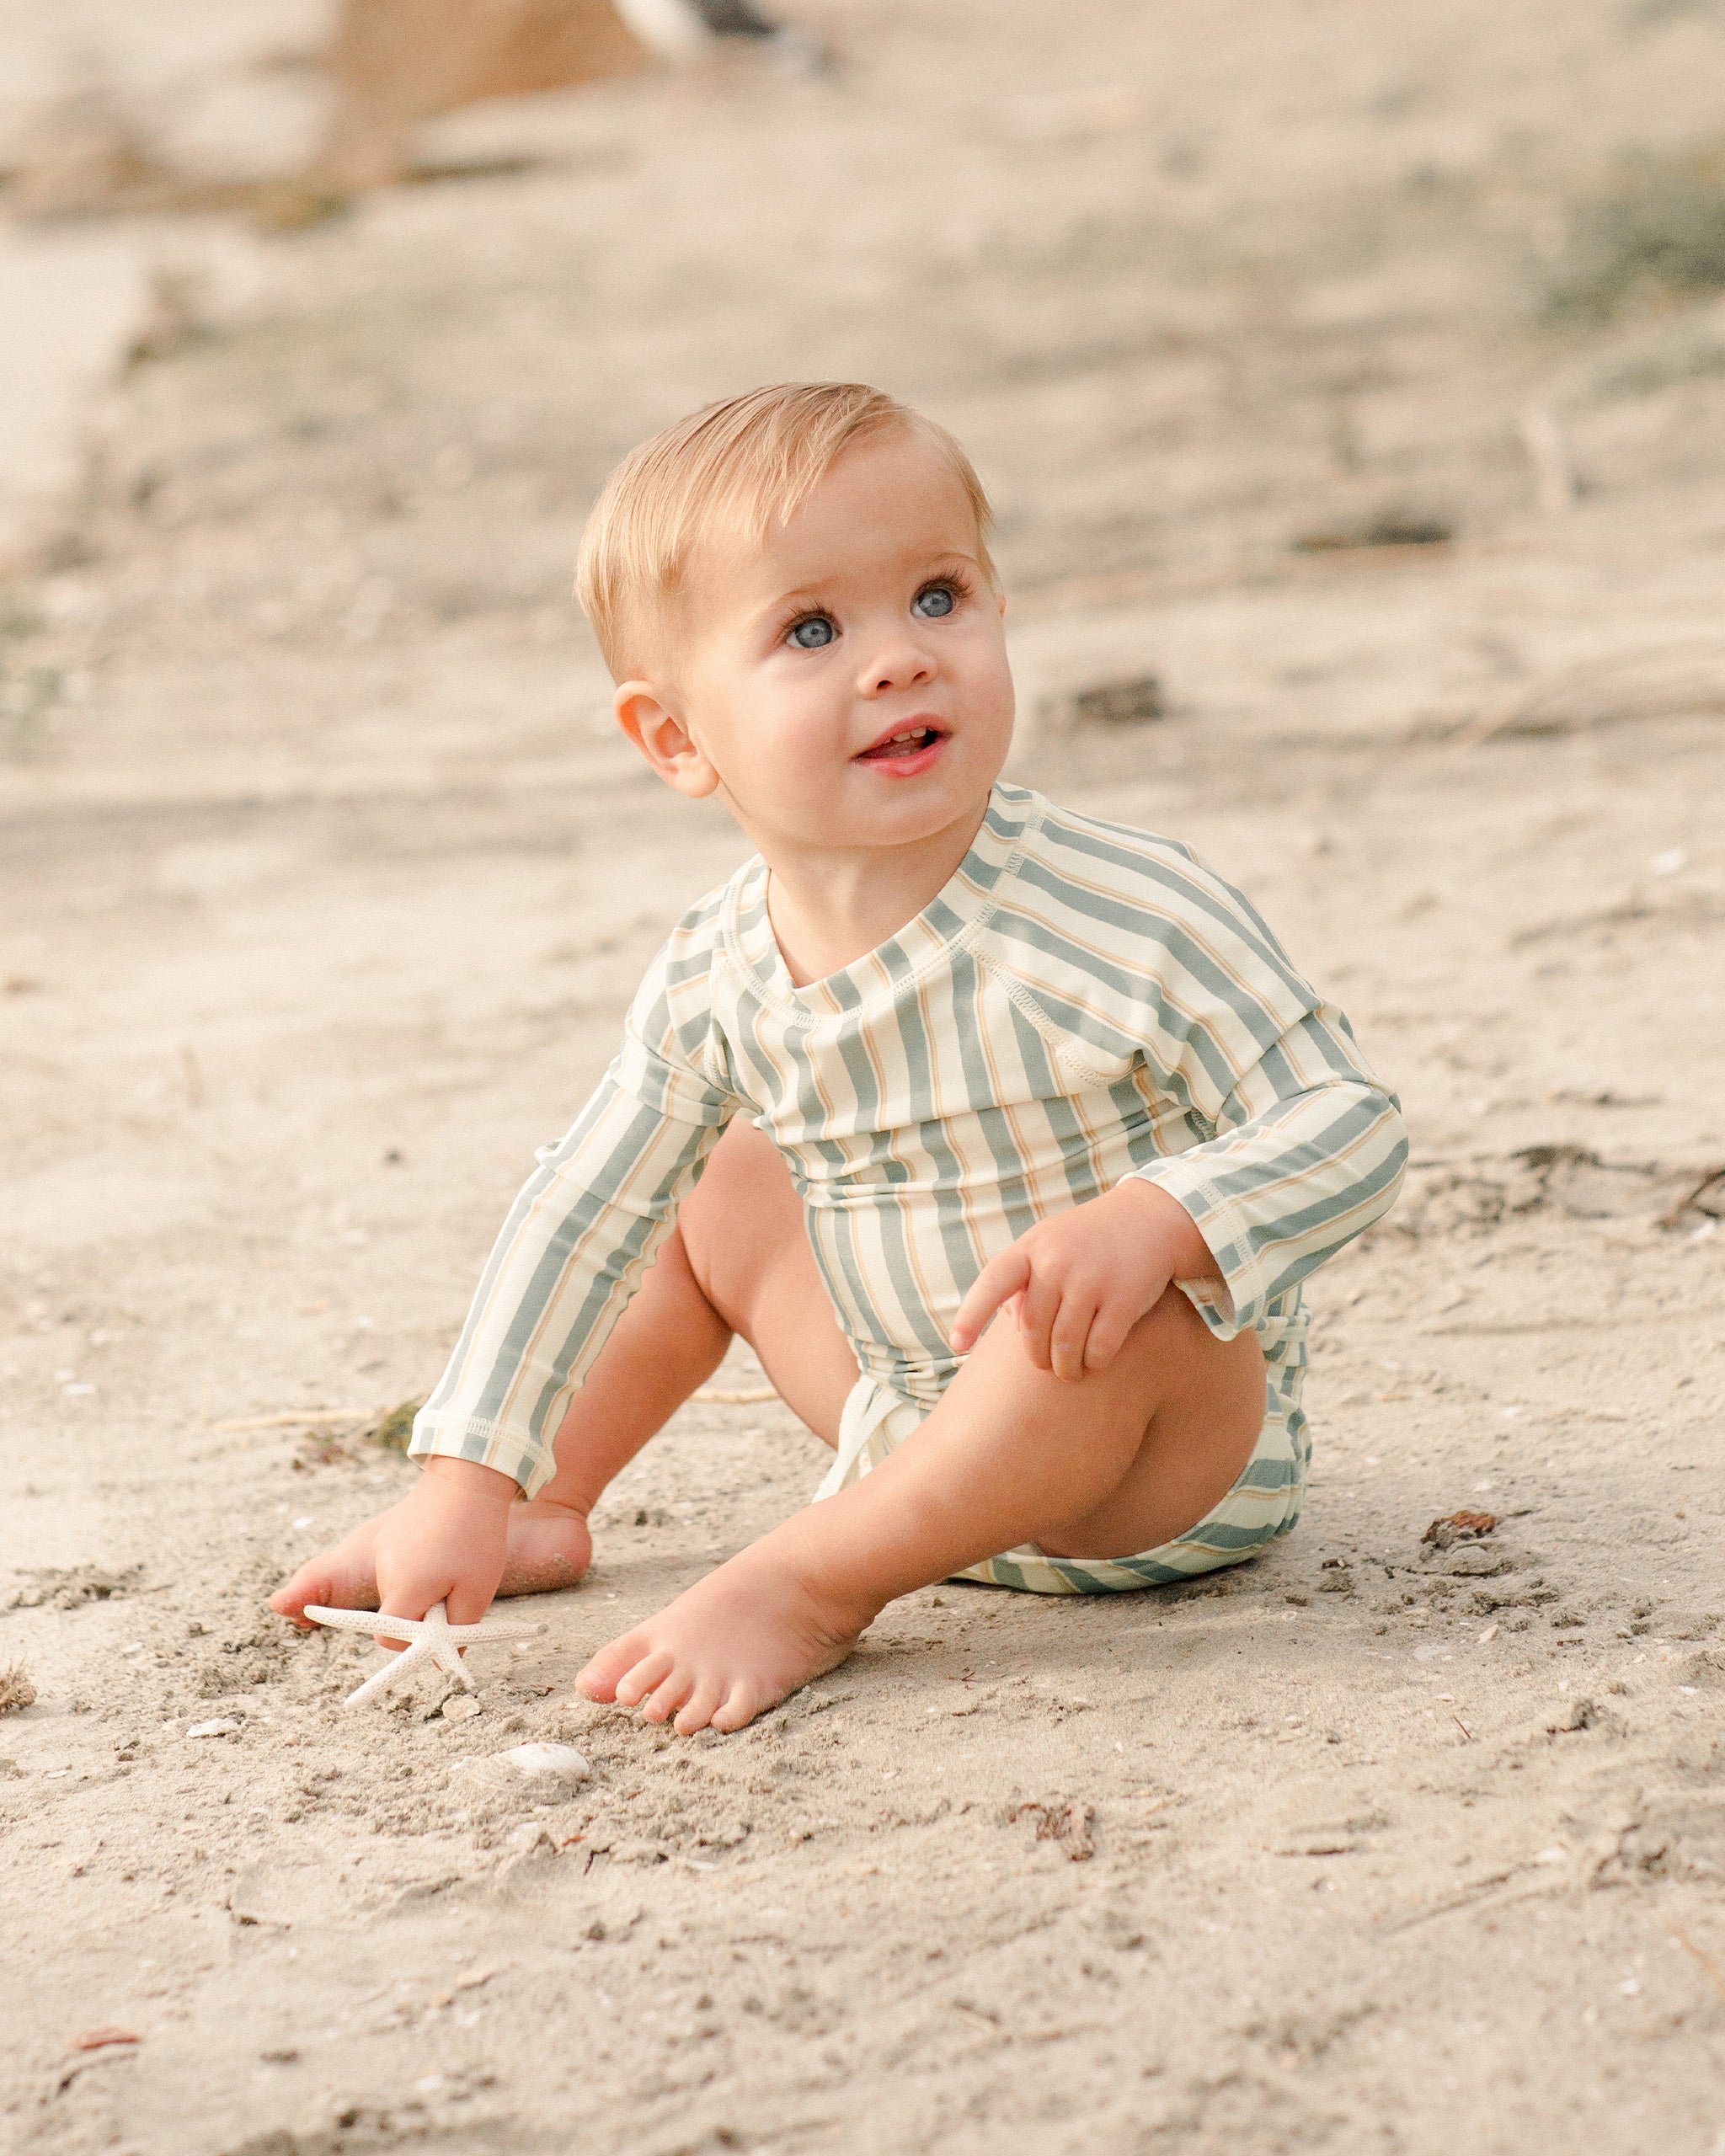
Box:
[575,382,996,678]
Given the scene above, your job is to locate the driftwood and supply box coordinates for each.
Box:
[1455,638,1725,748]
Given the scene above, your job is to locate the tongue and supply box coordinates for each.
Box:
[862,732,927,760]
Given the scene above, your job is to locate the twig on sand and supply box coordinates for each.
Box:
[1519,405,1576,517]
[1669,1924,1725,2009]
[1657,1166,1725,1232]
[212,1408,371,1432]
[1381,1868,1515,1931]
[950,1999,1003,2031]
[692,1385,778,1405]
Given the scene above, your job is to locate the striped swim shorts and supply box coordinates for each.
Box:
[811,1369,1308,1597]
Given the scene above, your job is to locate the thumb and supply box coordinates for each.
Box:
[950,1246,1032,1353]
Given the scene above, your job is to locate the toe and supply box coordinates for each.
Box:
[641,1668,696,1726]
[711,1683,766,1735]
[674,1678,724,1736]
[614,1649,676,1709]
[575,1629,651,1702]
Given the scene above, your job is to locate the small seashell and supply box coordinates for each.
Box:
[186,1718,243,1739]
[456,1741,590,1800]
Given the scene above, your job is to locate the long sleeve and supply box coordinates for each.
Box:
[408,933,740,1496]
[987,808,1407,1340]
[1124,1001,1406,1337]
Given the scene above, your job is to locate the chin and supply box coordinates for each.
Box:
[868,788,987,846]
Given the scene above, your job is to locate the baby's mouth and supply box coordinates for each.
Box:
[854,722,948,763]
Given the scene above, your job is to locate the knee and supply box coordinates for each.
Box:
[1126,1282,1217,1357]
[1124,1284,1263,1392]
[679,1120,804,1324]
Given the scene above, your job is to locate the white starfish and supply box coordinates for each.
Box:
[303,1600,547,1707]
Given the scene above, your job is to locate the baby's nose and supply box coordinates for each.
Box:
[862,641,933,692]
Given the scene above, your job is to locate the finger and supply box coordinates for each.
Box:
[443,1573,494,1627]
[1049,1294,1100,1384]
[951,1256,1024,1353]
[371,1601,425,1653]
[950,1248,1033,1353]
[371,1567,438,1652]
[1082,1301,1140,1374]
[1015,1273,1063,1372]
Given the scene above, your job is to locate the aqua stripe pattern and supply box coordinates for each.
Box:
[410,785,1407,1551]
[817,1325,1310,1594]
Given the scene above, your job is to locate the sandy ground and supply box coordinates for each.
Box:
[3,3,1725,2151]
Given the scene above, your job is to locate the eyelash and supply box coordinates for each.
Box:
[920,574,971,608]
[779,574,971,648]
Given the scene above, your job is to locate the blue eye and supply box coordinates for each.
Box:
[913,584,956,619]
[788,614,835,649]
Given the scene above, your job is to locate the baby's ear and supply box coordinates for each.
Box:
[614,683,719,799]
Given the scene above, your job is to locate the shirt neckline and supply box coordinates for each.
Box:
[722,782,1041,1019]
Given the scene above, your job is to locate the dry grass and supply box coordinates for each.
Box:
[1546,147,1725,320]
[365,1399,425,1454]
[0,1662,38,1715]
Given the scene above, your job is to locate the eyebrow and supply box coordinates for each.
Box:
[757,549,981,616]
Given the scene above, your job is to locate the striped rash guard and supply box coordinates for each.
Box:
[409,783,1407,1497]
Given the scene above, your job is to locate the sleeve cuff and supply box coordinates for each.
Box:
[407,1412,550,1499]
[1123,1159,1268,1340]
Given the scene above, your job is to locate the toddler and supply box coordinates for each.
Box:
[275,382,1407,1732]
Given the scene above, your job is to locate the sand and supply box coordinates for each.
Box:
[2,3,1723,2150]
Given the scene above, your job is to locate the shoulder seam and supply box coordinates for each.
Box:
[973,948,1127,1086]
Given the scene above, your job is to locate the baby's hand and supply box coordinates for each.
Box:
[369,1457,516,1648]
[948,1179,1219,1382]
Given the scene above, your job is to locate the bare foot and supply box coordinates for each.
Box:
[270,1497,591,1626]
[575,1538,862,1734]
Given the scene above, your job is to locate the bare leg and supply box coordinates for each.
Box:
[531,1118,857,1518]
[271,1120,852,1624]
[577,1285,1264,1733]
